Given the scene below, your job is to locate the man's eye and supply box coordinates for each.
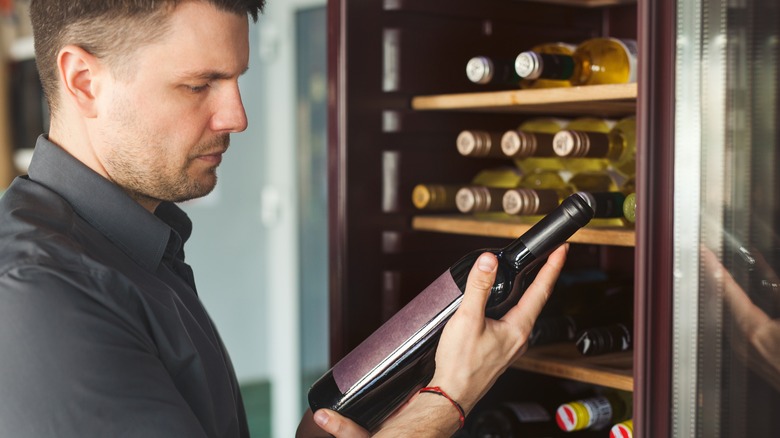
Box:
[188,84,209,93]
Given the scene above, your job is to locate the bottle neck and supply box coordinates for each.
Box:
[502,188,560,216]
[457,130,503,157]
[553,130,611,158]
[515,52,575,80]
[500,130,556,158]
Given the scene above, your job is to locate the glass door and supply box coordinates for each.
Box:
[673,0,780,435]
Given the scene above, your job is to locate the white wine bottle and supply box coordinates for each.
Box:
[517,42,576,89]
[455,167,525,217]
[308,194,596,431]
[412,184,462,212]
[466,56,521,87]
[501,118,570,173]
[551,117,616,174]
[553,116,636,177]
[456,130,507,158]
[515,37,638,86]
[502,170,619,224]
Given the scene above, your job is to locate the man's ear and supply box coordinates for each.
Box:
[57,45,103,118]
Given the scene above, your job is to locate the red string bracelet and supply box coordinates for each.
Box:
[418,386,466,429]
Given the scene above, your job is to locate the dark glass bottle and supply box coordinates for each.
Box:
[307,193,595,431]
[575,322,633,356]
[470,401,560,437]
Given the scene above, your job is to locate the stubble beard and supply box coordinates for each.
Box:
[108,134,230,206]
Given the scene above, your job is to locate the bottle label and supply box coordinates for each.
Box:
[505,402,551,423]
[331,271,462,393]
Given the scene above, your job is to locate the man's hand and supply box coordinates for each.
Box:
[296,244,568,437]
[429,244,569,414]
[296,408,369,438]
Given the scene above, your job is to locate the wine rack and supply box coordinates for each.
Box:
[330,0,642,423]
[410,84,637,389]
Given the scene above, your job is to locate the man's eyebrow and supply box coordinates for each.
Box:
[179,66,250,81]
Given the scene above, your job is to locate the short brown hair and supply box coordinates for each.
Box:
[30,0,264,116]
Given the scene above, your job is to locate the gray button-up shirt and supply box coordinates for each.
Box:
[0,136,248,437]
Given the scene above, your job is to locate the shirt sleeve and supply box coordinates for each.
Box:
[0,263,209,438]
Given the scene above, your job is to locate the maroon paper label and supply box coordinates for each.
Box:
[332,270,462,393]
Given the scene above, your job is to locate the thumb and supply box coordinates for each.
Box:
[458,252,498,319]
[312,409,370,438]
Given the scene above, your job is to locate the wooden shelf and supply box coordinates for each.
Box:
[512,343,633,392]
[517,0,636,7]
[411,83,636,117]
[412,215,635,247]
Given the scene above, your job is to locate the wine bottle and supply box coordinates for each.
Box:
[532,278,632,346]
[308,193,596,431]
[501,118,569,174]
[622,192,637,225]
[457,130,507,158]
[610,419,634,438]
[470,401,560,437]
[515,38,638,86]
[412,184,462,212]
[466,56,521,87]
[502,169,620,224]
[456,167,526,218]
[575,321,633,356]
[555,391,632,432]
[553,116,636,177]
[517,42,577,89]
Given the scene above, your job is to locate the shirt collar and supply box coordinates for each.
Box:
[26,135,192,271]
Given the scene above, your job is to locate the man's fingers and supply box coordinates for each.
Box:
[502,244,568,328]
[458,253,498,319]
[312,409,370,438]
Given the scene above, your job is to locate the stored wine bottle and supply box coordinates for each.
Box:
[623,192,637,225]
[610,419,634,438]
[532,278,632,346]
[466,56,522,87]
[470,401,560,437]
[515,38,638,86]
[501,118,569,173]
[555,391,632,432]
[517,42,577,89]
[457,130,507,158]
[575,321,633,356]
[456,167,526,217]
[502,170,619,223]
[550,117,616,174]
[553,116,636,177]
[412,184,462,212]
[308,193,596,431]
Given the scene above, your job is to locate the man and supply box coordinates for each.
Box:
[0,1,567,437]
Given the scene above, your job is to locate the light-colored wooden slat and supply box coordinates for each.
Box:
[411,83,637,117]
[512,343,634,392]
[412,215,636,247]
[516,0,636,7]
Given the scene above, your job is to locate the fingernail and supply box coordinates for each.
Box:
[478,254,496,272]
[313,410,329,427]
